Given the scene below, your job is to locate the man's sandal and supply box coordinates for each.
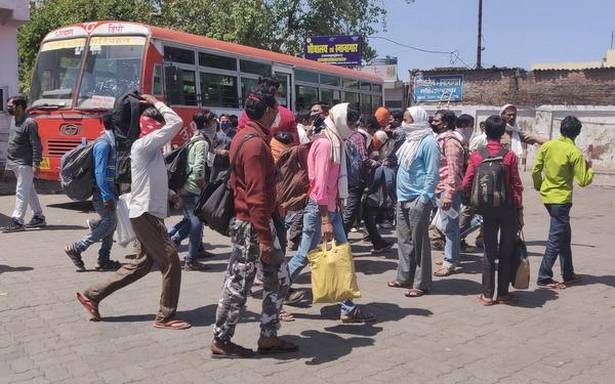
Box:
[153,319,192,330]
[405,288,427,298]
[76,292,101,321]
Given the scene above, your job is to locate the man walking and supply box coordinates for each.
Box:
[211,78,297,358]
[64,112,122,271]
[76,95,191,330]
[2,95,46,233]
[388,106,440,297]
[533,116,593,289]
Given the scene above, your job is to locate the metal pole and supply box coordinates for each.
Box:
[476,0,483,69]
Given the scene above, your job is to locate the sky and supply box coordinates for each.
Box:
[369,0,615,75]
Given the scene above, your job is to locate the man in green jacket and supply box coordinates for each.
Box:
[532,116,593,289]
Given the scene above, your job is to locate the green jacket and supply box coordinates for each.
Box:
[532,136,593,204]
[184,134,210,195]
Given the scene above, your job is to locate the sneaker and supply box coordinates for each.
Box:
[1,218,25,233]
[210,340,254,359]
[184,260,208,271]
[284,288,305,306]
[25,215,46,229]
[64,244,86,272]
[95,260,122,271]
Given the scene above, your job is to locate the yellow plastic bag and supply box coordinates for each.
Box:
[307,240,361,304]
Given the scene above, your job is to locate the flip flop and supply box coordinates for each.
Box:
[434,267,455,277]
[495,294,513,304]
[279,310,295,322]
[478,295,495,306]
[153,319,192,330]
[387,280,410,288]
[76,292,101,321]
[405,288,427,298]
[537,280,566,290]
[257,339,299,354]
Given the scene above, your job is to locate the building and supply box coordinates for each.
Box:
[0,0,29,168]
[361,56,407,110]
[532,49,615,71]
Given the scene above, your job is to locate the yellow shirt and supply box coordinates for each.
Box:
[531,136,593,204]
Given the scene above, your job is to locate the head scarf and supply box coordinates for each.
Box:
[500,103,523,157]
[323,102,353,200]
[396,106,434,168]
[374,107,391,128]
[139,115,163,138]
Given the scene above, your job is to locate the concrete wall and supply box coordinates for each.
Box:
[0,23,19,168]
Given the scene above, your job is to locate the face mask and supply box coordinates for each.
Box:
[220,121,230,130]
[272,112,281,128]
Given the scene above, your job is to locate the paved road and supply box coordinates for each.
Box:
[1,183,615,384]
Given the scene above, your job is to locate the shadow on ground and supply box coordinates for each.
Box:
[0,264,34,273]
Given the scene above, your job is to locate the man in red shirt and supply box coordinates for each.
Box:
[211,78,297,358]
[463,115,523,306]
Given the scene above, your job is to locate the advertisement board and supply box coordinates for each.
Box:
[413,74,464,102]
[304,35,362,66]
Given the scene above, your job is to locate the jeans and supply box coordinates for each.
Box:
[460,214,483,240]
[343,186,383,246]
[373,166,396,203]
[75,194,117,263]
[437,191,462,268]
[538,204,574,282]
[287,199,356,315]
[9,164,43,223]
[168,192,202,263]
[482,207,517,298]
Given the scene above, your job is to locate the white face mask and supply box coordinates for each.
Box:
[272,112,281,128]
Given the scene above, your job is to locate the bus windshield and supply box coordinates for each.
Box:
[29,38,86,109]
[77,36,145,109]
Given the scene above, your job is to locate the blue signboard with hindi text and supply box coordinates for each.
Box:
[413,74,464,102]
[304,35,362,66]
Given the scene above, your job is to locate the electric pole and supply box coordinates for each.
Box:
[476,0,483,69]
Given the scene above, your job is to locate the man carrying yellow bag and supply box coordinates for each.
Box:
[286,103,373,323]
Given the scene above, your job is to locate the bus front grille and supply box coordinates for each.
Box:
[47,139,82,157]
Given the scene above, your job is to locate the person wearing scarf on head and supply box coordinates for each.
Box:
[500,104,548,159]
[76,94,193,331]
[388,106,441,298]
[286,102,375,323]
[167,109,217,271]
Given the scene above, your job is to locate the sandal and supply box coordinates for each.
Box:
[405,288,427,298]
[537,280,566,290]
[478,295,495,306]
[434,266,455,277]
[435,260,444,266]
[257,337,299,354]
[340,307,376,323]
[76,292,101,321]
[279,310,295,322]
[387,280,410,289]
[153,319,192,330]
[495,294,513,304]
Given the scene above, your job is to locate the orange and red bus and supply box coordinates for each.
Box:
[28,21,383,180]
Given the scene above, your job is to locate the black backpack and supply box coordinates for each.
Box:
[194,133,257,236]
[470,148,511,214]
[60,140,100,201]
[165,142,192,192]
[110,91,144,184]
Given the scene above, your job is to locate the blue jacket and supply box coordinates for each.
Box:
[93,131,117,202]
[396,135,441,204]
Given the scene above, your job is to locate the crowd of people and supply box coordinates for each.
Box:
[2,76,594,357]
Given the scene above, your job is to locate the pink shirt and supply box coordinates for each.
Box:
[308,137,340,212]
[435,131,465,200]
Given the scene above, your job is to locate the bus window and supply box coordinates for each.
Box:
[373,83,383,94]
[240,77,259,105]
[372,95,383,111]
[181,70,197,106]
[164,46,195,65]
[199,52,237,71]
[30,38,86,108]
[295,85,318,112]
[152,64,163,95]
[295,69,319,84]
[344,91,359,106]
[240,60,271,76]
[200,72,238,108]
[343,78,359,89]
[77,36,145,109]
[360,94,372,115]
[320,74,340,87]
[164,66,197,106]
[360,81,372,92]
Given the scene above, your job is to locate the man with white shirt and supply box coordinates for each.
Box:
[76,95,191,330]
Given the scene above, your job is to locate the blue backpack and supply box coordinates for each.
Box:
[345,131,367,188]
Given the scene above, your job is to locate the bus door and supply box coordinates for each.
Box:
[272,65,293,110]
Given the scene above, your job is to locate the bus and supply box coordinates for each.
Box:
[28,21,383,180]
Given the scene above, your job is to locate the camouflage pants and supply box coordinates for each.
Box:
[213,218,290,341]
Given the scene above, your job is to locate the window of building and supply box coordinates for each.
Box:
[343,78,359,89]
[295,85,319,112]
[295,69,319,84]
[152,64,163,95]
[164,46,195,65]
[240,60,271,76]
[200,72,238,108]
[373,83,383,93]
[360,81,372,92]
[320,73,340,87]
[199,52,237,71]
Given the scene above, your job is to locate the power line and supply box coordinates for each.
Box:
[370,36,473,69]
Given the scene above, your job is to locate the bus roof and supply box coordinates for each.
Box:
[42,21,383,84]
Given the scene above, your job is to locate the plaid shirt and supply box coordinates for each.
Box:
[435,131,465,200]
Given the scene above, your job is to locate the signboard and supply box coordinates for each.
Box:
[305,35,362,66]
[413,74,464,102]
[360,64,398,82]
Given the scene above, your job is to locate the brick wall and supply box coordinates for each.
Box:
[410,67,615,107]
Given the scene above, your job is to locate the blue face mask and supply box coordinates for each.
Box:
[221,121,231,130]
